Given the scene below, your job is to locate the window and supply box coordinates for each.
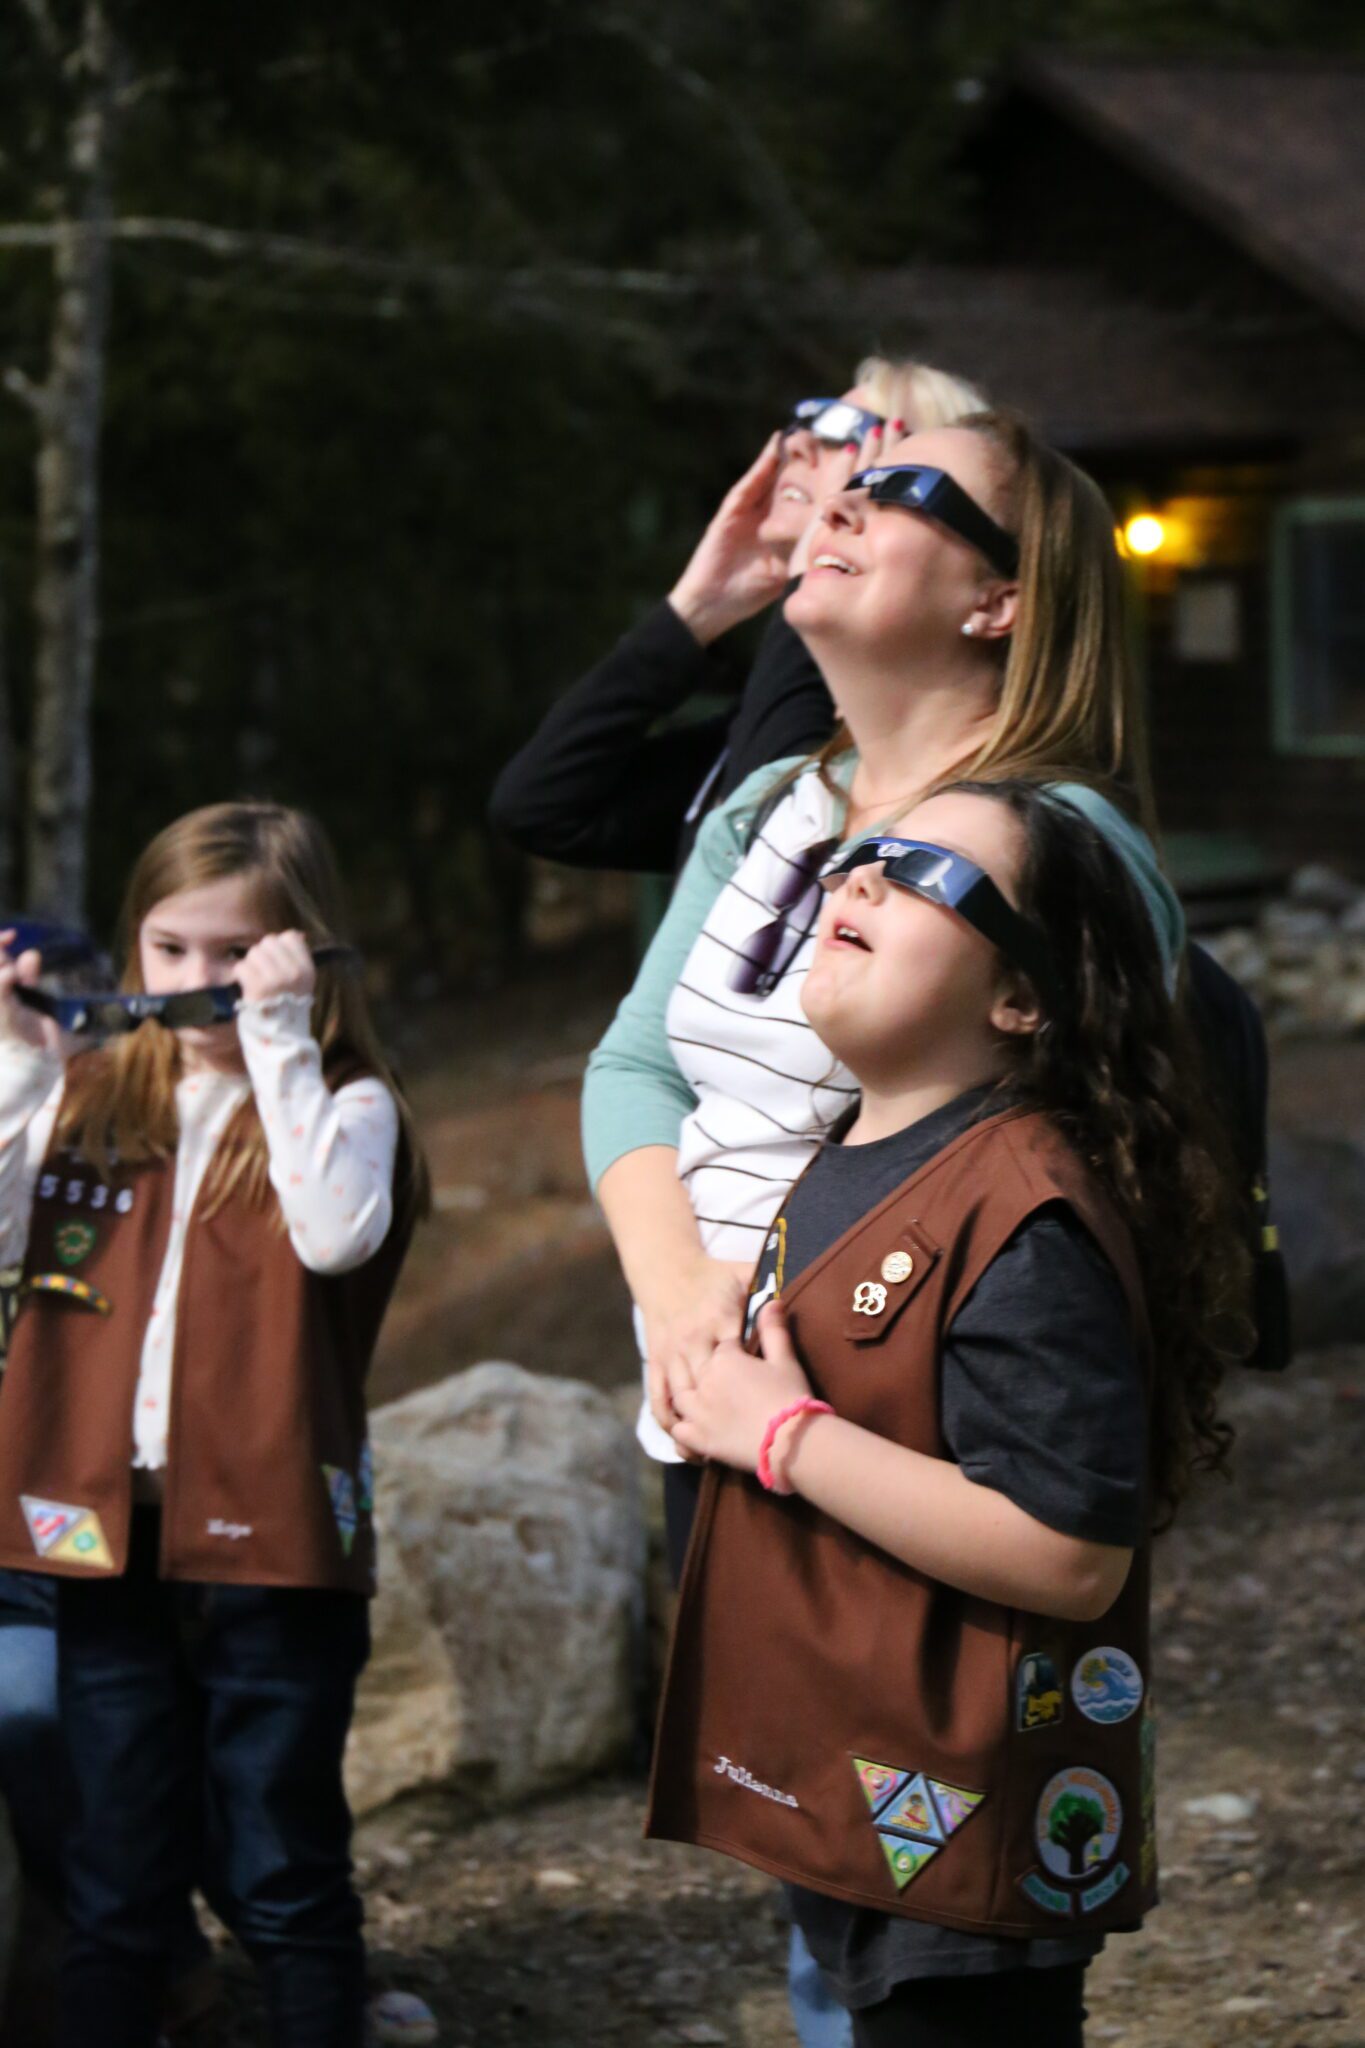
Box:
[1273,498,1365,754]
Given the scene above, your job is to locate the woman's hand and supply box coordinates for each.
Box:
[671,1301,812,1471]
[0,932,64,1058]
[639,1253,754,1450]
[667,435,796,646]
[236,931,316,1007]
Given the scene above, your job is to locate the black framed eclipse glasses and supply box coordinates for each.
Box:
[847,465,1019,579]
[7,924,360,1037]
[820,838,1057,1006]
[786,396,886,447]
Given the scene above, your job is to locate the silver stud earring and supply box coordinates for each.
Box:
[961,621,976,636]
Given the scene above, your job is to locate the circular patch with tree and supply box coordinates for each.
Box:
[1035,1766,1123,1881]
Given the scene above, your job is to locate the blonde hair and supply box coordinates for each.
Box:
[804,406,1155,834]
[56,801,430,1225]
[855,354,990,432]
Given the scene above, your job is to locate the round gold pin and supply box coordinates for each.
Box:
[880,1250,914,1285]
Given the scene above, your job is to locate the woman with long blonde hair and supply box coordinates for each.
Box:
[0,799,425,2048]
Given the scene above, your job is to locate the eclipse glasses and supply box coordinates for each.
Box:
[787,396,886,446]
[847,467,1019,579]
[821,837,1057,1005]
[4,917,359,1036]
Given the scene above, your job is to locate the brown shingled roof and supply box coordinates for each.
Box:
[1018,50,1365,332]
[848,260,1365,455]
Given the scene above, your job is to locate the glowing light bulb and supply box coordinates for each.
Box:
[1123,514,1166,557]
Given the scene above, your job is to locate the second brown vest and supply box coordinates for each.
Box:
[0,1051,409,1593]
[648,1109,1158,1940]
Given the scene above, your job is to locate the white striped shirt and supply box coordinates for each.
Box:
[637,766,854,1458]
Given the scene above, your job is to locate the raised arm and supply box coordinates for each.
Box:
[491,437,806,872]
[234,940,399,1276]
[489,602,731,871]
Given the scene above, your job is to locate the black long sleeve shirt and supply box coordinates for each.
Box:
[488,597,832,873]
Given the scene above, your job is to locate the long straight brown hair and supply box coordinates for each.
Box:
[800,407,1157,837]
[56,801,430,1225]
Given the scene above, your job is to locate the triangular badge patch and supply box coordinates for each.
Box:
[21,1495,114,1570]
[879,1772,946,1844]
[852,1756,986,1895]
[876,1832,939,1890]
[853,1756,911,1817]
[929,1779,985,1835]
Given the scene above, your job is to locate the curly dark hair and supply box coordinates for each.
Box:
[946,779,1252,1525]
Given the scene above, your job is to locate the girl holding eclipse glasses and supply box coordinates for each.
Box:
[581,407,1196,2037]
[646,779,1247,2046]
[0,800,426,2048]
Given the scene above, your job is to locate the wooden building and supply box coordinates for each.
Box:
[862,51,1365,899]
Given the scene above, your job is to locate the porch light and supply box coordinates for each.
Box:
[1123,513,1167,557]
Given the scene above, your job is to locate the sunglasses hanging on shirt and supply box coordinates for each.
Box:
[821,838,1058,1007]
[14,945,361,1037]
[786,397,886,447]
[846,466,1020,579]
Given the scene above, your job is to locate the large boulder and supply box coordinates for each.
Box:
[1270,1131,1365,1350]
[346,1363,645,1816]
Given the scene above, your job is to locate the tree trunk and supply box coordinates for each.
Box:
[24,0,120,921]
[0,577,16,907]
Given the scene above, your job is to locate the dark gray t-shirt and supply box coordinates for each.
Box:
[764,1088,1146,2005]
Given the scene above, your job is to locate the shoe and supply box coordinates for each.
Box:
[367,1988,440,2044]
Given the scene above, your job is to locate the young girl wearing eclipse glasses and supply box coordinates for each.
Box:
[0,800,426,2048]
[647,781,1249,2047]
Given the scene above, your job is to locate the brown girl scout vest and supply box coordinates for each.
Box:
[0,1053,410,1594]
[648,1108,1159,1940]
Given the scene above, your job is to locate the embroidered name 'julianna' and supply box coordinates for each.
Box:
[713,1754,801,1809]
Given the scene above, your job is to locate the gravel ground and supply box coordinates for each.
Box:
[201,1344,1365,2048]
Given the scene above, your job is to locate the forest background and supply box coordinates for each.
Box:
[0,0,1361,979]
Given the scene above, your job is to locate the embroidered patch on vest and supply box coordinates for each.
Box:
[1071,1647,1144,1725]
[1017,1765,1131,1919]
[20,1273,112,1316]
[54,1220,97,1267]
[851,1757,985,1893]
[323,1463,358,1555]
[20,1495,114,1569]
[1015,1649,1065,1732]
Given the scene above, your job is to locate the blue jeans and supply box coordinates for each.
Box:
[0,1569,65,1900]
[56,1509,369,2048]
[791,1923,855,2048]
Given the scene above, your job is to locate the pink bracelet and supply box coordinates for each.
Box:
[758,1397,834,1495]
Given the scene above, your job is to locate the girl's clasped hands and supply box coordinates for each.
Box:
[668,1300,811,1474]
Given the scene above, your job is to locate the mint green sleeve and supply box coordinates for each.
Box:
[580,758,805,1193]
[1046,783,1186,983]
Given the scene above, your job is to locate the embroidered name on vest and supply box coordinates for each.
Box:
[713,1755,800,1809]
